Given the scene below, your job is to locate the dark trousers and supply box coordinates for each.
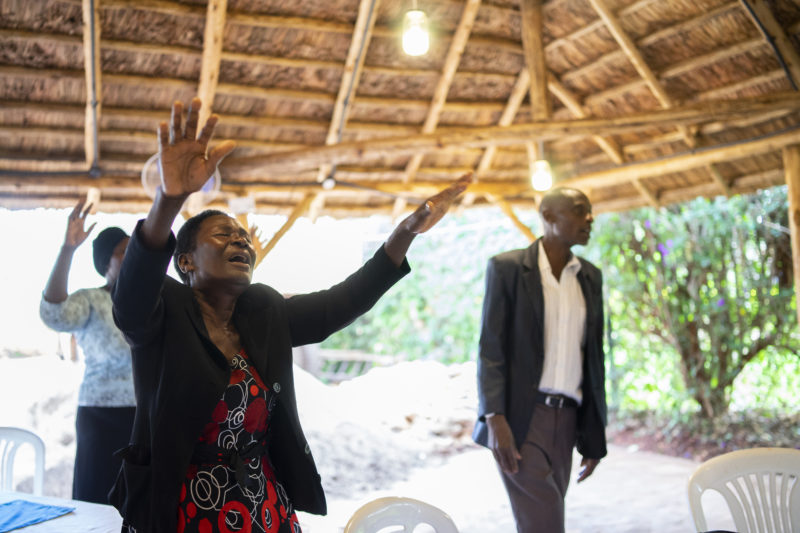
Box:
[73,405,136,504]
[498,404,577,533]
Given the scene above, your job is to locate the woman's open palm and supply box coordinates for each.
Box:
[157,98,236,198]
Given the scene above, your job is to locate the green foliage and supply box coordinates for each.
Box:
[591,186,799,418]
[322,188,799,421]
[320,208,541,363]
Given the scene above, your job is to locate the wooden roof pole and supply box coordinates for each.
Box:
[586,0,701,206]
[486,194,538,243]
[564,127,800,191]
[258,193,317,259]
[81,0,101,174]
[520,0,549,121]
[313,0,381,220]
[392,0,482,218]
[740,0,800,89]
[224,92,800,174]
[196,0,227,128]
[782,145,800,328]
[460,67,531,211]
[547,76,624,165]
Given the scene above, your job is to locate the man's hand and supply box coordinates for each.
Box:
[156,98,236,199]
[487,414,521,474]
[64,196,96,249]
[577,457,600,483]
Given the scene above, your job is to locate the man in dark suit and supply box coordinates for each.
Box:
[473,187,607,533]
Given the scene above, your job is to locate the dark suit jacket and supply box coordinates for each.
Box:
[472,239,607,460]
[110,220,409,533]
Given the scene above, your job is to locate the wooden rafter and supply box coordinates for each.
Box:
[314,0,381,218]
[740,0,800,89]
[782,145,800,327]
[81,0,101,171]
[561,1,741,89]
[196,0,228,127]
[258,193,317,259]
[392,0,482,217]
[587,0,695,153]
[562,127,800,192]
[547,76,624,165]
[461,67,531,210]
[222,92,800,174]
[520,0,549,121]
[486,194,538,243]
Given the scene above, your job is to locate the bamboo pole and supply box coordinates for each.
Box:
[782,145,800,327]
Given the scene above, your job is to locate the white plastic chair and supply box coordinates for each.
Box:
[0,427,45,495]
[687,447,800,533]
[344,496,459,533]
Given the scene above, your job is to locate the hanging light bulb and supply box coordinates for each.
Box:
[402,9,430,56]
[530,159,553,191]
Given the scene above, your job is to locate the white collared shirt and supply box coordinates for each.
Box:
[537,240,586,403]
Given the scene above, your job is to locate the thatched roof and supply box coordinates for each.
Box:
[2,0,800,219]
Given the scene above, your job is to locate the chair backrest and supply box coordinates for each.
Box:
[687,447,800,533]
[344,496,459,533]
[0,427,45,495]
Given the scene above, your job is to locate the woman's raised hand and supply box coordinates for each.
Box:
[157,98,236,198]
[403,173,473,234]
[64,196,97,249]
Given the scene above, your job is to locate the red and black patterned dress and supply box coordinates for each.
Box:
[177,350,301,533]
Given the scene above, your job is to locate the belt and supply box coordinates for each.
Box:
[536,392,578,409]
[191,437,269,490]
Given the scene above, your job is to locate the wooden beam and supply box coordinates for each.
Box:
[547,75,624,164]
[586,0,696,149]
[81,0,101,170]
[316,0,381,220]
[260,193,317,258]
[782,146,800,327]
[393,0,482,217]
[487,194,537,243]
[325,0,380,148]
[630,178,659,208]
[740,0,800,89]
[197,0,228,127]
[707,163,733,197]
[223,92,800,174]
[462,68,532,209]
[563,128,800,191]
[520,0,549,121]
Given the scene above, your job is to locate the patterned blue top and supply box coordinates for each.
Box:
[40,288,135,407]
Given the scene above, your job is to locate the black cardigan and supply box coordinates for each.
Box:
[110,221,409,533]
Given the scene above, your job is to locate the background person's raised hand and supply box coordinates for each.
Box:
[64,196,96,249]
[157,98,236,198]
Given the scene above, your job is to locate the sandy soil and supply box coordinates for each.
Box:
[1,356,735,532]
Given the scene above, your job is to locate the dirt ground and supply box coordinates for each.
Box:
[2,356,736,532]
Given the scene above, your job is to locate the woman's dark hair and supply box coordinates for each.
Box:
[173,209,228,284]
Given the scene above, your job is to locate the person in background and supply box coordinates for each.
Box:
[473,187,607,533]
[40,199,135,504]
[110,97,471,533]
